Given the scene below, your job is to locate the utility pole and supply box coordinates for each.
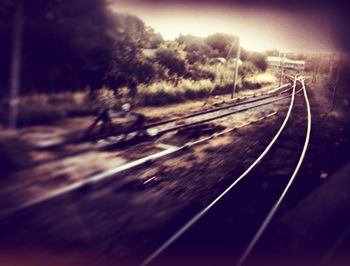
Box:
[279,52,286,86]
[9,0,23,130]
[231,37,240,99]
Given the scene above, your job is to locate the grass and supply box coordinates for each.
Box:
[0,70,277,127]
[242,72,276,90]
[136,67,277,107]
[138,79,214,106]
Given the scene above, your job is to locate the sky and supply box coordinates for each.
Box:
[111,1,338,53]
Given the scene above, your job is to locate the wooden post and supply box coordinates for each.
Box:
[231,37,240,99]
[9,0,23,129]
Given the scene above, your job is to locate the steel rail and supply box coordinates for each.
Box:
[158,90,298,135]
[101,88,302,151]
[143,84,290,129]
[80,84,291,143]
[117,76,293,141]
[237,77,312,266]
[141,76,298,266]
[86,88,300,151]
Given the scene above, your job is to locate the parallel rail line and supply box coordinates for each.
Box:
[27,85,295,168]
[125,84,291,131]
[37,84,290,150]
[92,87,298,151]
[237,77,312,265]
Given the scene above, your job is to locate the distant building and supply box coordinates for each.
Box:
[267,56,305,71]
[284,59,305,71]
[267,56,282,69]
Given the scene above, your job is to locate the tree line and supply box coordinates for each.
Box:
[0,0,268,97]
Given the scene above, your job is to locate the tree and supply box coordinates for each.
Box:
[0,0,117,93]
[144,26,163,49]
[0,1,156,96]
[155,44,187,80]
[105,13,161,95]
[177,34,209,64]
[246,52,267,71]
[8,0,23,129]
[204,33,238,58]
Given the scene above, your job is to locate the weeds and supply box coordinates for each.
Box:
[0,70,277,127]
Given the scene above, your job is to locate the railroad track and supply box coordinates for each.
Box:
[93,84,292,141]
[96,89,295,150]
[0,76,309,266]
[36,83,291,151]
[141,75,311,266]
[0,83,295,218]
[22,83,294,171]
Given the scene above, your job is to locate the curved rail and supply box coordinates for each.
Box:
[141,76,299,266]
[237,77,311,265]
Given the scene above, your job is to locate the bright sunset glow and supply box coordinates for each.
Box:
[111,2,337,52]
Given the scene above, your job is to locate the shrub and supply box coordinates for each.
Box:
[155,45,187,77]
[239,61,259,77]
[246,52,268,71]
[138,79,214,106]
[243,72,276,90]
[185,66,215,81]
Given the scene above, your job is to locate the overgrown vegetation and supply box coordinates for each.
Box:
[0,0,275,127]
